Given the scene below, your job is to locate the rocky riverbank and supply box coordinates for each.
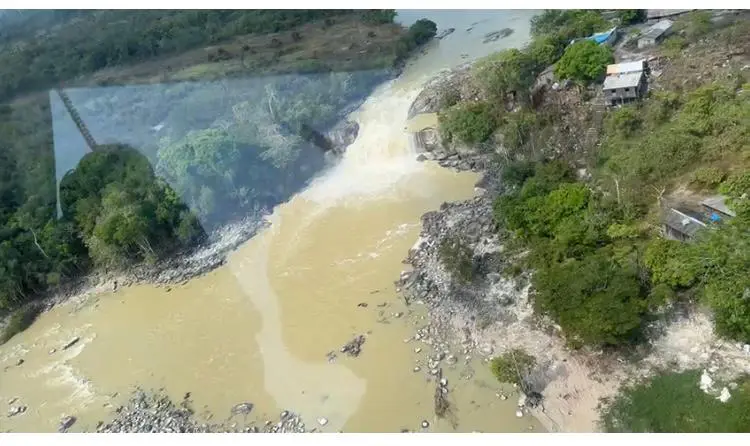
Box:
[399,66,750,432]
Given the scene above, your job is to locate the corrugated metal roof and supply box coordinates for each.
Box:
[603,72,643,90]
[647,9,694,20]
[663,208,707,238]
[702,195,736,217]
[641,19,674,40]
[606,60,646,75]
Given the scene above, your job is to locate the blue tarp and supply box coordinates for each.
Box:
[570,27,617,46]
[588,28,616,45]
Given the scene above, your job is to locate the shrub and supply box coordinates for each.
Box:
[617,10,646,25]
[438,101,498,145]
[555,40,614,85]
[690,166,726,189]
[501,111,538,151]
[438,236,475,283]
[677,11,713,41]
[662,35,688,58]
[605,105,642,138]
[500,160,537,190]
[0,304,43,345]
[490,349,536,386]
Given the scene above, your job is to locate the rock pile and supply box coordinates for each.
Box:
[340,335,366,357]
[95,390,307,433]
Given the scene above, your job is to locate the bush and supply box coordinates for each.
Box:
[617,10,646,25]
[438,101,498,145]
[690,166,726,189]
[605,105,642,138]
[501,111,538,151]
[555,40,614,85]
[676,11,713,41]
[719,171,750,216]
[438,236,475,283]
[602,370,750,432]
[490,349,536,386]
[0,304,43,344]
[662,35,688,58]
[500,160,537,190]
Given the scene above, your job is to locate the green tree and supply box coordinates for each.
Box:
[438,236,475,283]
[438,101,498,145]
[530,10,608,41]
[490,349,536,386]
[644,238,702,288]
[474,49,536,103]
[406,19,437,46]
[534,248,647,347]
[617,10,646,25]
[555,40,614,85]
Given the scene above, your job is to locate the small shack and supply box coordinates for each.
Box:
[603,60,648,106]
[663,207,707,242]
[638,19,674,48]
[701,195,736,221]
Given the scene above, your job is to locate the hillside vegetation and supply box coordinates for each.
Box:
[433,9,750,430]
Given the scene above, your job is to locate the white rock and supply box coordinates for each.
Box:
[515,410,524,418]
[700,370,714,393]
[518,393,527,407]
[414,347,422,353]
[317,417,328,426]
[718,387,731,403]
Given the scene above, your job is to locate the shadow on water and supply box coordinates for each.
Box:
[51,69,393,236]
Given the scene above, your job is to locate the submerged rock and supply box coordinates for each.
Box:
[436,28,455,39]
[59,415,77,432]
[231,402,254,416]
[482,28,514,43]
[341,335,366,357]
[8,405,27,417]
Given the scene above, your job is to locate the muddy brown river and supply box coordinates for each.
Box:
[0,10,543,433]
